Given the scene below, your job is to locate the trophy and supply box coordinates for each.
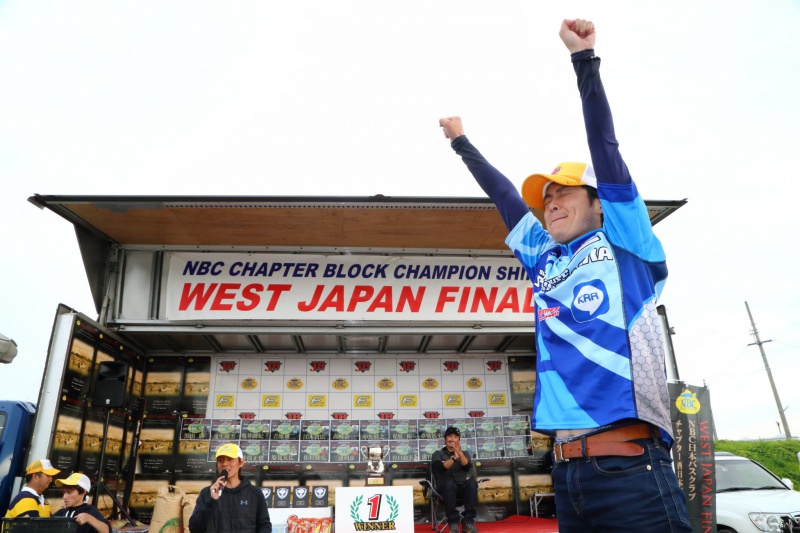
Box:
[361,445,389,486]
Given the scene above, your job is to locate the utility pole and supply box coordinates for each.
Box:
[745,301,792,439]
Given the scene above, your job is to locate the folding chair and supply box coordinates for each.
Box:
[419,467,487,532]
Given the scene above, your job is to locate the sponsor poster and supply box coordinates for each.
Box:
[503,435,531,458]
[389,440,419,462]
[512,456,554,517]
[474,459,516,522]
[359,420,389,441]
[507,356,536,415]
[310,485,329,507]
[503,415,530,436]
[418,419,445,440]
[143,357,185,414]
[175,438,213,474]
[78,408,125,477]
[128,475,171,525]
[475,417,504,437]
[51,412,83,473]
[241,440,270,463]
[139,414,178,473]
[418,439,440,462]
[300,440,330,462]
[292,486,311,508]
[260,486,275,507]
[330,441,361,463]
[301,420,331,441]
[273,486,292,508]
[389,419,418,440]
[211,419,241,441]
[669,382,716,533]
[180,357,211,416]
[475,436,505,459]
[271,419,301,440]
[268,440,300,463]
[447,417,476,438]
[240,419,271,440]
[331,420,360,441]
[335,486,415,532]
[64,337,94,400]
[181,418,212,440]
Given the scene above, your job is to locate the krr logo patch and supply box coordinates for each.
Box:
[571,280,609,322]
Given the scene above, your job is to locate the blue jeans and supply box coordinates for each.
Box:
[552,438,692,532]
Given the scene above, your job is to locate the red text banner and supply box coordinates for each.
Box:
[165,253,534,322]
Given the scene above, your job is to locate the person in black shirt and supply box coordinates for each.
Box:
[189,443,272,533]
[53,473,111,533]
[430,427,478,533]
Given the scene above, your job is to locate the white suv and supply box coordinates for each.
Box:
[716,452,800,532]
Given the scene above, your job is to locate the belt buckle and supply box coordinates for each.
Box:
[554,441,569,463]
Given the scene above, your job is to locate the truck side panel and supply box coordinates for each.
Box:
[0,401,36,516]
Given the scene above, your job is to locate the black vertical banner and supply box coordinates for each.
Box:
[668,382,716,533]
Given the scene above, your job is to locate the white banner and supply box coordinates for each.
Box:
[334,486,415,533]
[165,252,534,322]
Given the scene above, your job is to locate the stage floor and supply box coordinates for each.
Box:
[414,515,559,533]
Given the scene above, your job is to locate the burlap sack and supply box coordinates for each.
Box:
[148,484,186,533]
[182,492,199,533]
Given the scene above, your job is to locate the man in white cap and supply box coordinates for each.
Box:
[53,473,111,533]
[439,19,691,533]
[189,442,272,533]
[4,459,60,518]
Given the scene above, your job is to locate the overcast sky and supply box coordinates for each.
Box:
[1,1,799,441]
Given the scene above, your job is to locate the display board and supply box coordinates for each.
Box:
[207,355,520,420]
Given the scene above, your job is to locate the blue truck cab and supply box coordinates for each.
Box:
[0,401,36,517]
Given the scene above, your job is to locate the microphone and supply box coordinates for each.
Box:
[214,470,230,499]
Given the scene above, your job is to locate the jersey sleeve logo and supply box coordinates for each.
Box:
[571,280,609,322]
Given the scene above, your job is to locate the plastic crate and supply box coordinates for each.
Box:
[1,518,78,533]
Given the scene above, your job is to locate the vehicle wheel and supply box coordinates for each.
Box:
[717,528,736,533]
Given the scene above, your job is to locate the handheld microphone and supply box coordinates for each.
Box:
[220,469,229,482]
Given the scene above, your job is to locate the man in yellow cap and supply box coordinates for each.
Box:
[188,442,272,533]
[53,473,111,533]
[439,18,691,533]
[4,459,60,518]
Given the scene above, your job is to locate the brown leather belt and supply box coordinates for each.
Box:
[552,423,655,462]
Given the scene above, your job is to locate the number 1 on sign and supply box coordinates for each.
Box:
[367,494,382,520]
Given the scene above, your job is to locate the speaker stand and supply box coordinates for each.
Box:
[92,407,136,527]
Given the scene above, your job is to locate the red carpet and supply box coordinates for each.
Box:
[414,515,559,533]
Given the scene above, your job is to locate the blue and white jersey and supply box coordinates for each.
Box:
[506,181,671,436]
[450,50,673,439]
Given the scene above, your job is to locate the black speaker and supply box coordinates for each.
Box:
[93,362,128,408]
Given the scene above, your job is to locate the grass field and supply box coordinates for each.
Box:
[714,439,800,487]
